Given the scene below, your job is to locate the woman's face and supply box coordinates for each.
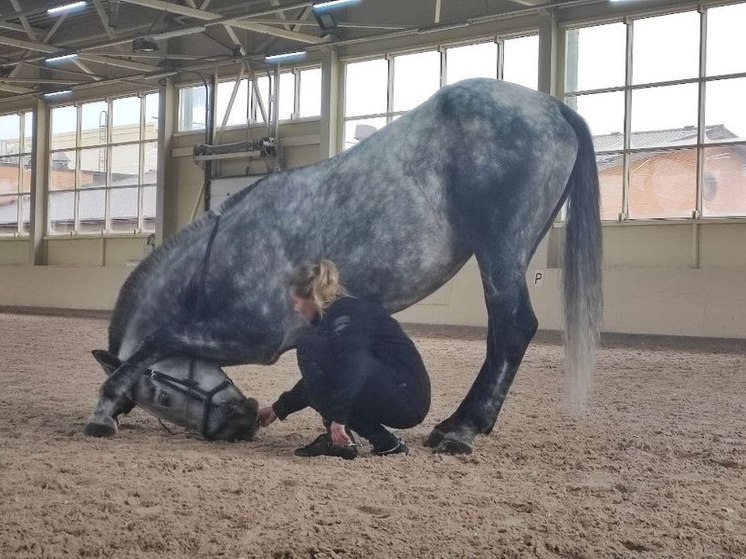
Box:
[291,294,318,323]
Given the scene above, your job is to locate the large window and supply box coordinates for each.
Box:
[0,110,32,236]
[48,92,159,235]
[178,66,322,132]
[565,3,746,220]
[343,36,538,149]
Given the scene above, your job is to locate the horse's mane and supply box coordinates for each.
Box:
[108,176,270,354]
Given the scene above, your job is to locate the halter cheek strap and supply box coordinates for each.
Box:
[146,368,235,439]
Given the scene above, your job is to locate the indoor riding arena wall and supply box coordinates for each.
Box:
[1,312,744,558]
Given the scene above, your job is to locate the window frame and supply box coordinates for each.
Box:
[563,4,746,222]
[175,64,323,135]
[341,33,539,151]
[47,91,159,237]
[0,109,33,238]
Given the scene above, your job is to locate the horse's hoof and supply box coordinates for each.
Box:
[423,428,445,448]
[435,437,473,455]
[83,414,118,438]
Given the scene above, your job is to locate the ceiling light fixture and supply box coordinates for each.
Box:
[313,0,361,11]
[265,51,307,64]
[47,1,87,15]
[45,52,79,63]
[43,89,73,98]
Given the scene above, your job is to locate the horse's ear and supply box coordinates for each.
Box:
[92,349,121,376]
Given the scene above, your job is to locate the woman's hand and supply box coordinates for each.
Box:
[329,421,353,446]
[256,406,278,428]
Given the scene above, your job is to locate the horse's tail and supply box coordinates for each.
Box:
[559,103,603,412]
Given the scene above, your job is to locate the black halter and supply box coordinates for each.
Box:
[147,365,234,439]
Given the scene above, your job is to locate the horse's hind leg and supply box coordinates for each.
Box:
[425,257,538,454]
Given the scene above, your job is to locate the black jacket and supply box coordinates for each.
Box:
[272,296,430,424]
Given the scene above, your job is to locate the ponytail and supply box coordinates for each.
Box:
[287,259,348,316]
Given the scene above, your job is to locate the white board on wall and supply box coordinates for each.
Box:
[209,175,264,211]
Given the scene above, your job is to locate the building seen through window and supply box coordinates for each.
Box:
[48,92,159,235]
[0,111,33,236]
[565,2,746,220]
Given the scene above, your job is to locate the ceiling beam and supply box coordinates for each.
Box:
[118,0,325,44]
[0,83,34,94]
[0,35,160,74]
[506,0,547,6]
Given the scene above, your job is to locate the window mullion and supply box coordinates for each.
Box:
[694,6,708,220]
[386,55,394,124]
[496,38,505,81]
[622,18,634,221]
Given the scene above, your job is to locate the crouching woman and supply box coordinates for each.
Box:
[257,259,431,459]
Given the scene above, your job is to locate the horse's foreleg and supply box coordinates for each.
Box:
[83,323,255,437]
[83,332,173,437]
[425,272,537,454]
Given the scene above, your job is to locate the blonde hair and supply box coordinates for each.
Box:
[287,259,348,315]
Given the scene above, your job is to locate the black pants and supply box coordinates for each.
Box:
[296,334,429,449]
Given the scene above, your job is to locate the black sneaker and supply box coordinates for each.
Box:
[372,437,409,456]
[293,433,358,460]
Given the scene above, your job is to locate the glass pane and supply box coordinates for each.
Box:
[48,190,75,234]
[565,23,626,92]
[446,42,497,84]
[343,117,387,150]
[702,146,746,217]
[345,58,388,117]
[0,195,18,235]
[299,67,321,118]
[79,147,107,188]
[142,185,156,231]
[278,72,295,120]
[112,96,141,143]
[705,78,746,142]
[503,35,539,90]
[49,150,77,190]
[178,85,207,131]
[51,105,77,150]
[633,11,700,84]
[21,194,30,234]
[597,153,623,220]
[145,92,159,140]
[392,50,440,112]
[570,91,625,148]
[143,142,158,182]
[23,111,33,153]
[706,3,746,77]
[631,83,698,148]
[0,163,18,196]
[217,79,248,127]
[109,186,139,232]
[0,114,20,153]
[21,162,31,193]
[110,144,140,186]
[629,148,696,219]
[80,100,108,146]
[79,189,105,233]
[255,75,272,123]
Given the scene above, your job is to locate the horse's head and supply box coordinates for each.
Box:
[93,351,258,441]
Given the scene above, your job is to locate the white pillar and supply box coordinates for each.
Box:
[319,48,341,160]
[156,78,176,245]
[29,98,49,265]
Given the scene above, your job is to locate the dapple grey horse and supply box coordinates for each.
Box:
[84,78,602,454]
